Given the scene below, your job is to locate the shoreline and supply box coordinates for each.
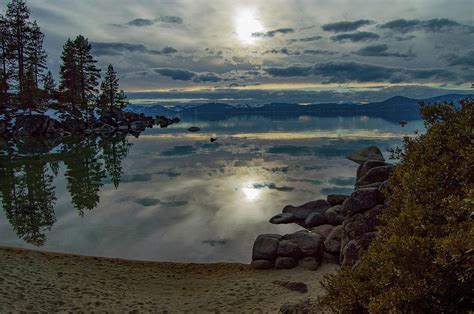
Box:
[0,246,338,312]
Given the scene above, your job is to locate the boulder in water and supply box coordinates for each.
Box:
[347,146,385,165]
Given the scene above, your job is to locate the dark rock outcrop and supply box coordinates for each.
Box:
[310,224,334,239]
[356,165,393,187]
[270,213,295,224]
[325,205,345,225]
[250,259,274,269]
[347,146,385,164]
[324,225,343,254]
[304,212,328,228]
[275,257,297,269]
[341,187,385,216]
[252,234,282,261]
[327,194,350,206]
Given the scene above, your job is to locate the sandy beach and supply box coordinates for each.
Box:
[0,246,338,312]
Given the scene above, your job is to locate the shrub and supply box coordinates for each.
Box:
[320,99,474,313]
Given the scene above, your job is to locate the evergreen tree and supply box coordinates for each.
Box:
[74,35,100,111]
[5,0,30,104]
[25,20,47,102]
[59,38,79,113]
[99,64,127,110]
[42,70,56,103]
[0,14,11,107]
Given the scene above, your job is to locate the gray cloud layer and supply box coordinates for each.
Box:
[322,20,373,32]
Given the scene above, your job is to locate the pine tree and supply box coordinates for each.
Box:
[5,0,31,104]
[74,35,100,111]
[0,15,11,107]
[59,38,79,113]
[42,70,56,103]
[25,21,47,98]
[99,64,127,110]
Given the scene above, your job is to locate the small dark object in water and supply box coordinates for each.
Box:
[399,120,408,127]
[210,137,217,142]
[188,126,201,132]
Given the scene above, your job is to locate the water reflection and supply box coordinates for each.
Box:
[0,135,131,245]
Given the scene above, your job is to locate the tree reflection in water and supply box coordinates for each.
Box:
[0,134,131,246]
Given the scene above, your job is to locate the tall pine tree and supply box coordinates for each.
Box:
[42,70,56,104]
[59,38,78,112]
[0,14,11,107]
[99,64,127,110]
[25,20,47,105]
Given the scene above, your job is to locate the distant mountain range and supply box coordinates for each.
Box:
[126,94,472,122]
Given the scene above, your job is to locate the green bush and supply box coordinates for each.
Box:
[320,99,474,313]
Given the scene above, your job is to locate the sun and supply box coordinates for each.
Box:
[234,8,265,45]
[242,183,261,201]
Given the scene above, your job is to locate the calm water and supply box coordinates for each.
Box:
[0,115,423,263]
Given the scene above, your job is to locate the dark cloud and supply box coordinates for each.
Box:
[379,18,474,33]
[202,239,229,247]
[264,61,456,83]
[444,50,474,67]
[91,42,178,56]
[354,44,416,59]
[322,20,373,33]
[160,145,197,156]
[252,28,295,38]
[127,18,154,27]
[154,68,224,82]
[135,198,161,207]
[303,49,338,56]
[252,183,294,192]
[155,16,183,24]
[288,35,322,44]
[331,31,380,42]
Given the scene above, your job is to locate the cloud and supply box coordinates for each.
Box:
[264,61,456,83]
[379,18,474,33]
[125,16,183,27]
[153,68,223,82]
[160,145,197,156]
[322,20,373,33]
[331,31,380,42]
[127,18,154,27]
[303,49,338,56]
[135,198,188,207]
[252,28,295,38]
[252,183,294,192]
[288,35,322,44]
[354,44,416,59]
[91,42,178,56]
[444,50,474,67]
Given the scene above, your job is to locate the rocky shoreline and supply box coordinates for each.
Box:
[0,109,180,140]
[252,146,393,270]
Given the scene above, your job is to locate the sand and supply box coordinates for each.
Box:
[0,246,338,313]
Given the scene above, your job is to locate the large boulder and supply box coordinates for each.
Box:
[282,231,324,261]
[283,200,331,221]
[347,146,385,165]
[275,257,297,269]
[340,232,377,266]
[327,194,350,206]
[13,115,63,138]
[356,165,393,187]
[304,212,328,228]
[298,257,320,271]
[277,240,303,259]
[324,225,343,254]
[363,205,386,230]
[342,214,371,243]
[356,160,390,182]
[252,234,282,261]
[325,205,345,225]
[310,224,334,239]
[342,187,385,216]
[269,213,295,224]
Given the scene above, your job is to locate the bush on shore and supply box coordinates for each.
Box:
[320,99,474,312]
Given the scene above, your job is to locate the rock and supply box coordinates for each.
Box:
[273,280,308,293]
[298,257,320,270]
[356,165,393,187]
[130,121,145,130]
[269,213,295,224]
[342,214,370,242]
[310,224,334,239]
[282,231,324,260]
[304,212,328,228]
[12,115,64,138]
[283,200,331,220]
[324,225,343,254]
[252,234,282,261]
[340,232,377,266]
[275,257,297,269]
[94,123,115,134]
[188,126,201,132]
[356,160,389,182]
[325,205,345,225]
[327,194,350,206]
[355,181,385,190]
[363,205,386,230]
[251,259,274,269]
[342,187,385,216]
[347,146,385,165]
[324,252,340,264]
[277,240,303,259]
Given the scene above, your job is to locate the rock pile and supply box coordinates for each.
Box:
[252,146,394,270]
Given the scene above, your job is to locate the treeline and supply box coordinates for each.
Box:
[0,0,127,116]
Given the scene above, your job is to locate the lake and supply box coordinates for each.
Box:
[0,114,423,263]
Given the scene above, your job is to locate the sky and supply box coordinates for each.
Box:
[3,0,474,101]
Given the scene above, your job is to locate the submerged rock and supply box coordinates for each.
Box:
[188,126,201,132]
[347,146,385,165]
